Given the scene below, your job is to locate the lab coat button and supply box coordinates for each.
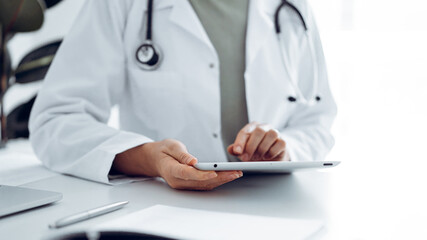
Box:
[316,96,321,101]
[209,63,215,68]
[212,133,218,138]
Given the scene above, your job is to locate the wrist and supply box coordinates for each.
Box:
[139,142,163,177]
[112,142,159,177]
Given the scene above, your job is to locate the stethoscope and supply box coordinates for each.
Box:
[136,0,320,105]
[135,0,161,70]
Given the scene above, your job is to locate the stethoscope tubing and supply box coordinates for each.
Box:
[136,0,320,105]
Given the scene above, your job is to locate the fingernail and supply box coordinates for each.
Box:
[234,146,242,154]
[187,158,196,165]
[238,171,243,177]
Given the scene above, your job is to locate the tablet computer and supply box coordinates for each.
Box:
[194,161,340,173]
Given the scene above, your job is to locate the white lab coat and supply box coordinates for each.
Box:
[29,0,336,184]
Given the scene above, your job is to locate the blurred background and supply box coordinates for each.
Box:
[310,0,427,239]
[3,0,427,239]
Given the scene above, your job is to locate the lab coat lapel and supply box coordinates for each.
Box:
[168,0,216,54]
[245,0,286,123]
[246,0,279,69]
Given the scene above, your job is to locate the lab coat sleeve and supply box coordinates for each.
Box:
[29,0,152,184]
[280,4,337,162]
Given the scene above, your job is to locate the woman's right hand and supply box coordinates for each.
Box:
[112,139,243,190]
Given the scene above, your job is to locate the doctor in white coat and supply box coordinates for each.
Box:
[29,0,336,190]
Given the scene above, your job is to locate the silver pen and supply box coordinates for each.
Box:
[49,201,129,228]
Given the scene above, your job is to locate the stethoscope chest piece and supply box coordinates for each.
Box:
[136,40,162,70]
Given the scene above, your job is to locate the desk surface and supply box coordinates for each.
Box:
[2,140,427,239]
[1,172,331,240]
[0,140,57,186]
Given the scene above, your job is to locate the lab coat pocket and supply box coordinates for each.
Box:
[130,71,186,138]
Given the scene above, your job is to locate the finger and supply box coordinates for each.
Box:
[164,139,197,165]
[168,160,217,181]
[232,122,258,155]
[243,125,268,161]
[201,171,243,190]
[227,144,235,155]
[257,129,280,159]
[168,171,243,191]
[271,151,286,161]
[264,138,286,160]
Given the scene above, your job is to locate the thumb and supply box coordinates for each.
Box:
[167,141,198,166]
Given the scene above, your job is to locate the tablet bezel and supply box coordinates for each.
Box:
[194,161,340,173]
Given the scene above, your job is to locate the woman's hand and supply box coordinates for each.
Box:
[227,122,289,162]
[113,139,242,190]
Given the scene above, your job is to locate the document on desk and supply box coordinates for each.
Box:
[91,205,323,240]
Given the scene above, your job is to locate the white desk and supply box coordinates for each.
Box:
[0,140,332,239]
[2,172,332,239]
[0,140,57,186]
[4,140,427,239]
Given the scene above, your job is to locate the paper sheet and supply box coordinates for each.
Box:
[91,205,323,240]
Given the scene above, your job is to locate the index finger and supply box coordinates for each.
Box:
[232,122,258,155]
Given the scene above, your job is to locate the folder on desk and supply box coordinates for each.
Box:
[89,205,323,240]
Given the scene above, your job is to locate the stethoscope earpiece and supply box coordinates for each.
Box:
[136,40,162,70]
[288,96,297,102]
[288,95,321,104]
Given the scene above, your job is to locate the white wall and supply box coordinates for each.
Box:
[309,0,427,238]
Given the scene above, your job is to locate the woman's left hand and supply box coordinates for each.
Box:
[227,122,290,162]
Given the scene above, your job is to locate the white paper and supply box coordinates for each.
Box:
[91,205,323,240]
